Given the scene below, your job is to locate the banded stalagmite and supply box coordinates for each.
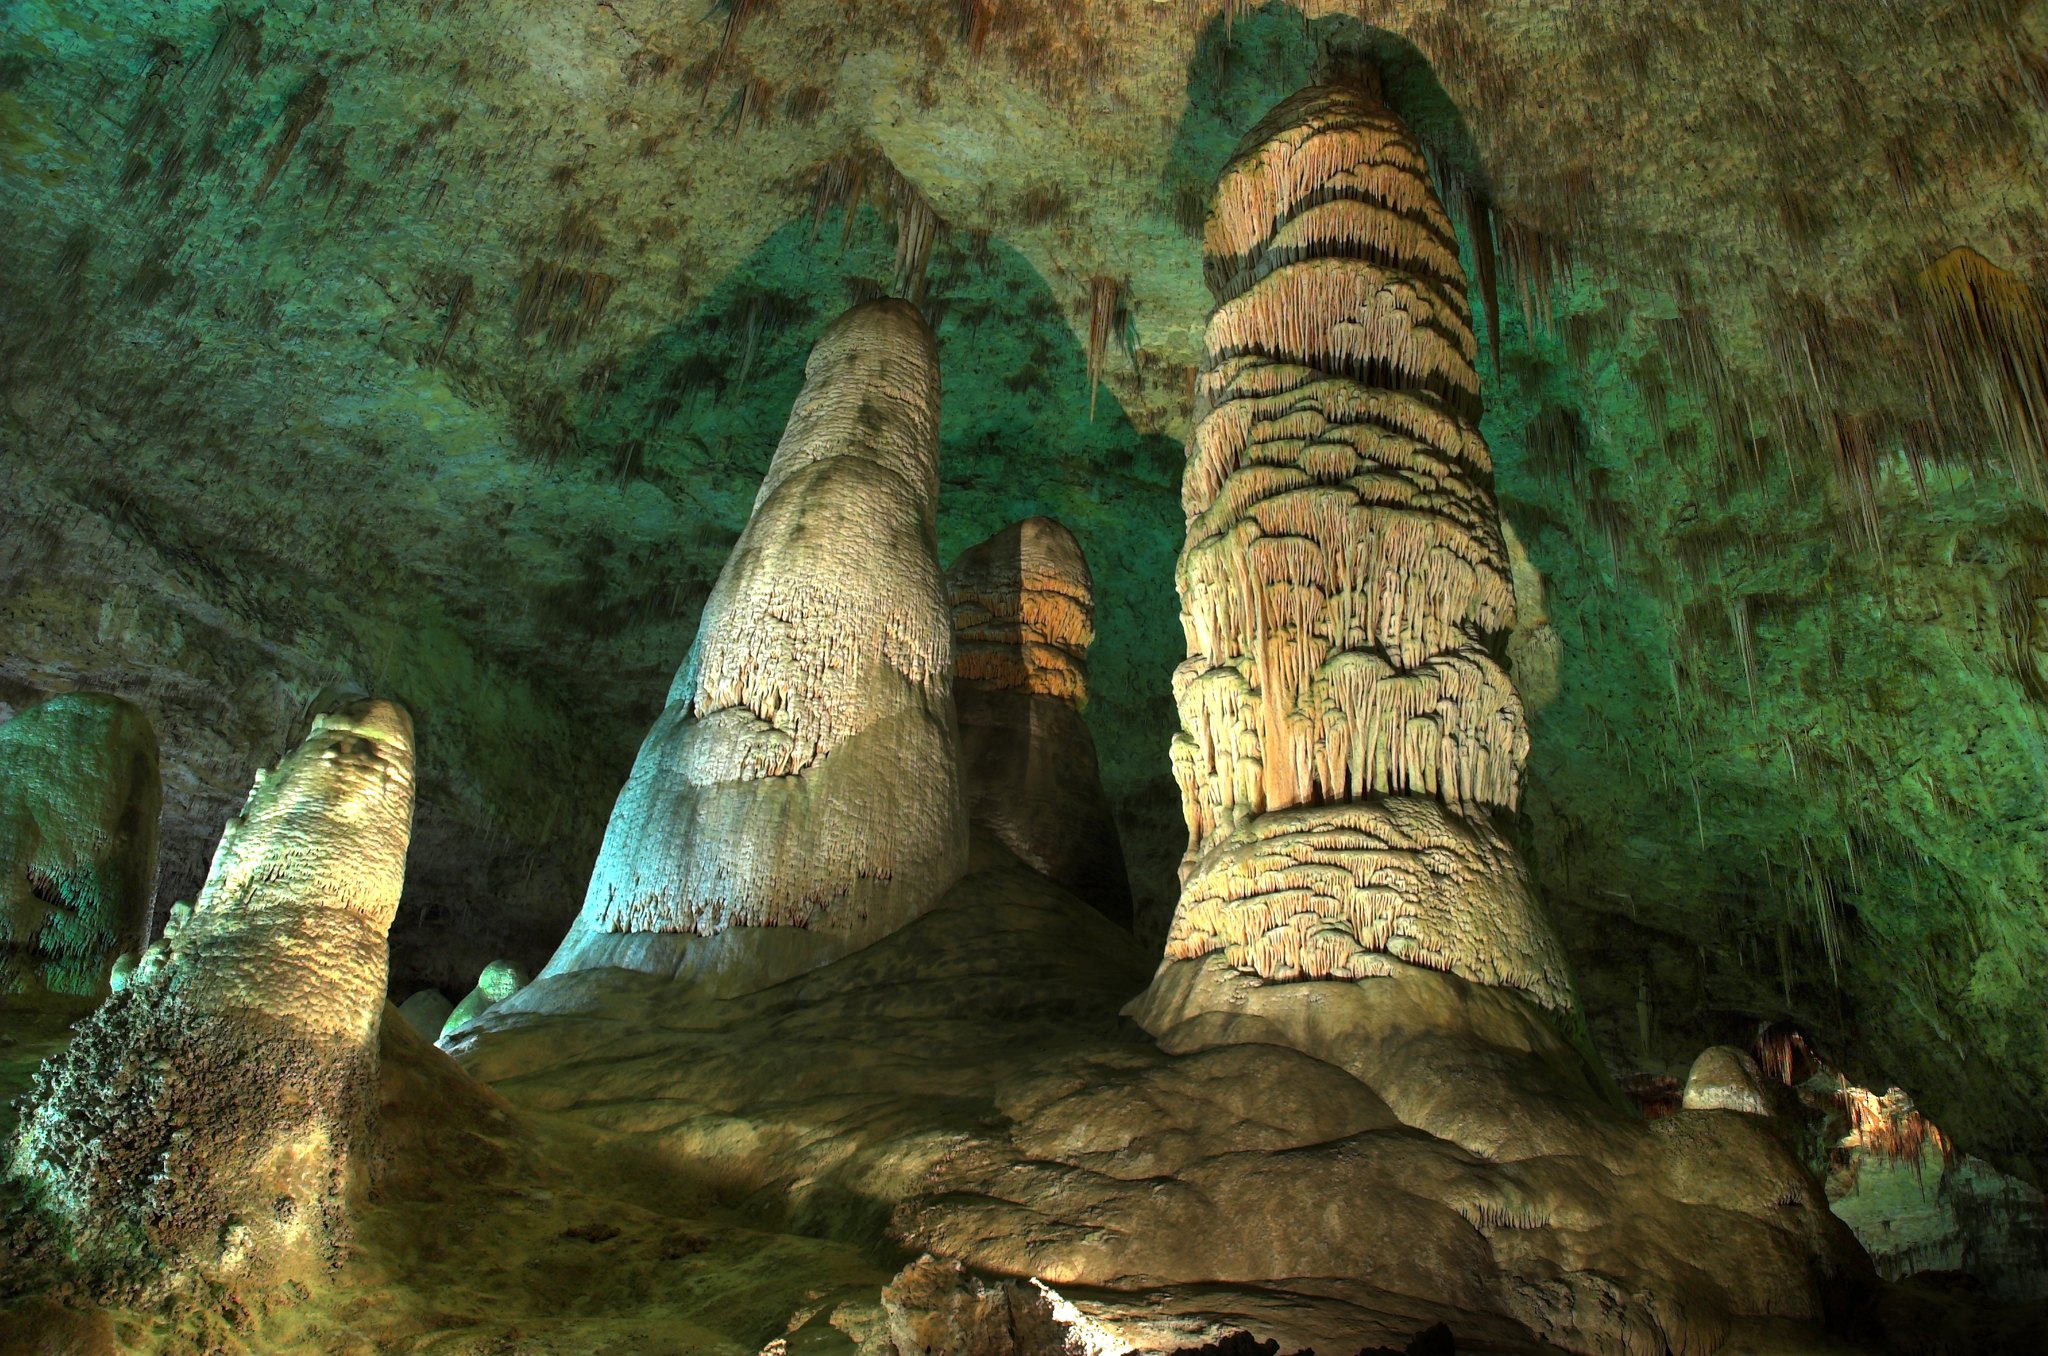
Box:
[948,518,1132,924]
[8,700,417,1279]
[1162,81,1572,1009]
[543,299,966,990]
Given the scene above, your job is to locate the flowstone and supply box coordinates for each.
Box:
[6,700,417,1283]
[544,298,966,993]
[0,693,161,997]
[453,849,1874,1355]
[948,517,1131,925]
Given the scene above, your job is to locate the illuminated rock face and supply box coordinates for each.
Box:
[949,516,1093,707]
[948,518,1131,924]
[7,701,415,1279]
[546,299,966,988]
[1161,82,1571,1010]
[0,693,160,997]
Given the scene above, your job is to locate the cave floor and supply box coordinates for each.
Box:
[4,858,2047,1355]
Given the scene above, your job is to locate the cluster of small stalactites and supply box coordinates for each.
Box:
[947,517,1095,709]
[1173,81,1525,872]
[1165,801,1575,1013]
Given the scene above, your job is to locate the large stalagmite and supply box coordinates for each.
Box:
[948,518,1131,924]
[0,693,161,997]
[1154,79,1572,1010]
[543,299,965,991]
[7,700,416,1279]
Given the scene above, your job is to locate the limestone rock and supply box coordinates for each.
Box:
[1682,1045,1774,1116]
[6,700,417,1282]
[1163,801,1572,1012]
[451,857,1874,1356]
[545,299,966,992]
[442,959,528,1038]
[948,516,1095,706]
[0,693,161,997]
[879,1255,1079,1356]
[398,987,454,1040]
[1160,80,1566,1006]
[948,518,1131,925]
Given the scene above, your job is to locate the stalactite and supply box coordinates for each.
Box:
[1914,246,2048,503]
[1161,80,1572,1011]
[893,177,940,302]
[1085,274,1128,422]
[254,73,328,202]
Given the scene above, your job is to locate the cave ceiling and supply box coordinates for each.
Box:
[3,0,2047,1171]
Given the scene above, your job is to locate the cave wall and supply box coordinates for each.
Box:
[3,0,2046,1171]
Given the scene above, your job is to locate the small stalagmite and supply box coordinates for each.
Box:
[544,299,966,990]
[0,692,161,997]
[948,518,1131,925]
[7,700,417,1280]
[1154,79,1571,1007]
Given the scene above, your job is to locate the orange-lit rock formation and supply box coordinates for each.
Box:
[1161,80,1570,1009]
[543,299,966,990]
[948,518,1131,924]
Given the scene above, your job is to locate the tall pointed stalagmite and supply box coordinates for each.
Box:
[8,700,417,1279]
[948,517,1131,924]
[1153,79,1573,1009]
[543,299,966,991]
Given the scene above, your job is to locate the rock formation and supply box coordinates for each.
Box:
[1159,78,1572,1009]
[441,959,528,1038]
[0,693,160,997]
[1683,1045,1775,1115]
[6,700,416,1281]
[947,517,1131,925]
[541,299,965,991]
[397,987,454,1040]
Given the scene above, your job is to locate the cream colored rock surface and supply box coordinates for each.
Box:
[0,694,161,998]
[441,850,1874,1355]
[949,518,1131,925]
[548,299,966,992]
[138,700,417,1044]
[1163,80,1568,1006]
[1683,1044,1775,1116]
[5,700,416,1280]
